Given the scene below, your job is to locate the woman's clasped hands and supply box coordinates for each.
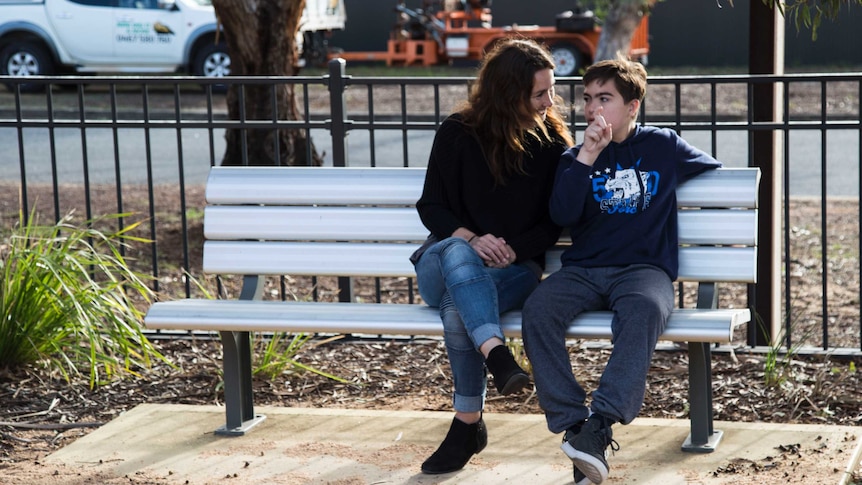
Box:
[469,234,516,268]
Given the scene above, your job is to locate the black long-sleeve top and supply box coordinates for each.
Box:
[416,114,568,269]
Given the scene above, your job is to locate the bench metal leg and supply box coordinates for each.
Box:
[682,281,723,452]
[216,330,266,436]
[683,341,722,452]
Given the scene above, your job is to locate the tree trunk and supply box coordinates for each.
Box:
[595,0,644,62]
[212,0,322,166]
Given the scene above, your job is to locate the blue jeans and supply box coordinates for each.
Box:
[415,237,540,413]
[522,264,673,432]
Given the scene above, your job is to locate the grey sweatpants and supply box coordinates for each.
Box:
[522,264,673,433]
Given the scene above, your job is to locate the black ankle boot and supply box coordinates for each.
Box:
[421,416,488,474]
[485,345,530,395]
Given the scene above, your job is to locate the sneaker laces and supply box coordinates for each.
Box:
[597,424,620,456]
[607,436,620,455]
[582,421,619,460]
[591,415,620,456]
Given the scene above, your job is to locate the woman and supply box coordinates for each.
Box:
[411,38,574,474]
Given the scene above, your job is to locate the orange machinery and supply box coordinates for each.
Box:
[332,1,650,76]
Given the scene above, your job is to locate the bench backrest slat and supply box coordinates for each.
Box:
[205,166,760,209]
[203,206,758,246]
[206,167,426,206]
[200,166,761,284]
[203,242,757,282]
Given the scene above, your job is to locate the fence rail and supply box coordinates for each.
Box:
[0,65,859,353]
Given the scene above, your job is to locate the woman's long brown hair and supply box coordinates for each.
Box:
[459,38,574,185]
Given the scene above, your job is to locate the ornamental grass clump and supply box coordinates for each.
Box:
[0,210,165,388]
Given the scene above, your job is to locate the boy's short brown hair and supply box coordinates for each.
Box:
[583,59,647,103]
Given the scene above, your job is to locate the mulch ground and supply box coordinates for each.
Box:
[1,336,861,482]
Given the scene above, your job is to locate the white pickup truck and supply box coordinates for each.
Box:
[0,0,346,91]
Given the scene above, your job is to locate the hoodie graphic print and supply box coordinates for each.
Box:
[592,159,657,214]
[550,125,721,280]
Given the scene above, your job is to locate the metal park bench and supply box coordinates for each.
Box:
[144,165,761,453]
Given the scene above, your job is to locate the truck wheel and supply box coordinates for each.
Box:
[193,42,230,93]
[550,43,583,77]
[0,42,54,93]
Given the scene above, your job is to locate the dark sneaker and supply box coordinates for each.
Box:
[560,416,619,484]
[574,467,592,485]
[562,425,591,485]
[421,416,488,474]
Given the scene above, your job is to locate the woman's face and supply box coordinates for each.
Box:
[530,68,556,121]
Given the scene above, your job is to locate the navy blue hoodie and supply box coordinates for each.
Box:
[550,124,722,280]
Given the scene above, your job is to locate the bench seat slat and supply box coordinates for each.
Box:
[145,300,750,343]
[203,241,757,282]
[203,206,758,246]
[205,166,760,209]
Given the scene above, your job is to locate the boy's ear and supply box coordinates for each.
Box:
[629,99,641,116]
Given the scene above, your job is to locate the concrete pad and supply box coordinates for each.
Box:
[46,404,861,484]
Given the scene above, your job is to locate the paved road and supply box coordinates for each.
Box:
[1,126,859,197]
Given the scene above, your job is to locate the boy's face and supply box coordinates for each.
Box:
[582,78,639,143]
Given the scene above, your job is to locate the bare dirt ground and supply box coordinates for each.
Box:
[1,78,861,484]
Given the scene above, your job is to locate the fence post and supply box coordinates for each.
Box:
[748,2,784,347]
[326,58,353,303]
[328,58,349,168]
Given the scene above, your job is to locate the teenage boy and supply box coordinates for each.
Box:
[521,59,722,485]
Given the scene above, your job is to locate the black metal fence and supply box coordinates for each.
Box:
[0,63,859,353]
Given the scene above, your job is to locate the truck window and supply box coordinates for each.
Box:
[119,0,158,8]
[68,0,115,7]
